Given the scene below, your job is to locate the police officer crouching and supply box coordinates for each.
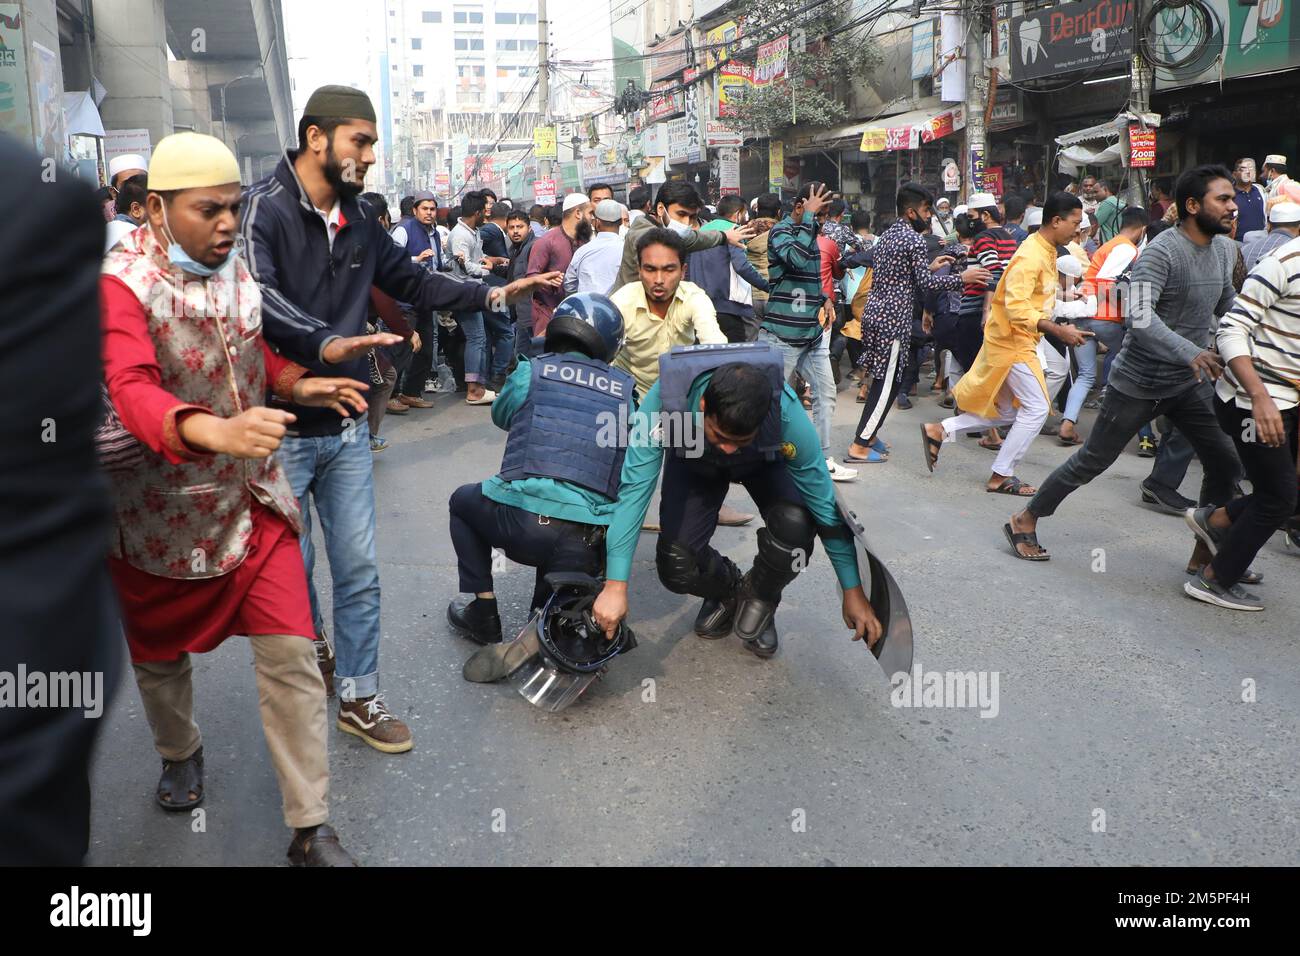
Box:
[592,343,883,657]
[447,293,634,645]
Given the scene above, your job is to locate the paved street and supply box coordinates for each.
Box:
[88,382,1300,866]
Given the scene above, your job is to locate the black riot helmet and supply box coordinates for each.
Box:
[543,293,626,363]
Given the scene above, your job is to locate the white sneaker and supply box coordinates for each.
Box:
[465,389,497,405]
[826,458,858,482]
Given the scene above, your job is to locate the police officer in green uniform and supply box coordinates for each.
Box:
[592,342,883,656]
[447,294,634,644]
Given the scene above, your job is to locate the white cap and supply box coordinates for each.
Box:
[966,191,998,211]
[953,204,968,217]
[1023,206,1043,229]
[1265,154,1287,167]
[562,192,590,213]
[108,153,148,181]
[1056,254,1084,279]
[935,197,951,209]
[1269,202,1300,224]
[593,198,622,222]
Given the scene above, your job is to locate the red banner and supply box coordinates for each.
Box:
[1129,127,1156,168]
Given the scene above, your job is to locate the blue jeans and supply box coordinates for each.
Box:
[278,419,382,700]
[483,307,514,379]
[757,328,834,459]
[1061,318,1126,424]
[455,310,487,383]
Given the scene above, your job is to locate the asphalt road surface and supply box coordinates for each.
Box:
[87,380,1300,866]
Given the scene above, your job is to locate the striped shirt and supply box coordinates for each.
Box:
[762,213,825,344]
[959,227,1016,314]
[1217,234,1300,410]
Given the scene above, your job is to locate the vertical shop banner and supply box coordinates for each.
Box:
[754,35,790,86]
[939,12,967,102]
[668,118,689,164]
[718,61,752,117]
[435,171,451,199]
[684,83,702,164]
[912,19,936,79]
[768,139,784,189]
[0,4,33,147]
[1128,126,1156,167]
[718,147,740,195]
[970,145,987,194]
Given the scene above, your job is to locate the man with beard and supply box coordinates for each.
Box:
[1005,166,1243,562]
[240,85,561,753]
[526,192,592,337]
[845,183,990,464]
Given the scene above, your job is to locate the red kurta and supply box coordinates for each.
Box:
[101,276,315,662]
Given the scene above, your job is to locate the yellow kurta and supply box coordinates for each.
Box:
[953,232,1057,419]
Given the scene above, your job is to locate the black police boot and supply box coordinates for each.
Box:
[733,515,812,659]
[694,597,737,639]
[447,597,503,645]
[743,617,780,658]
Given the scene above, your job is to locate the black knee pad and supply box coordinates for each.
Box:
[655,538,739,600]
[762,501,816,552]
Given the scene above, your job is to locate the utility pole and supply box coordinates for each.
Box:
[1127,0,1152,205]
[964,0,988,202]
[539,0,552,182]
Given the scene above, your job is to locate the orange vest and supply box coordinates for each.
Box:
[1083,235,1137,322]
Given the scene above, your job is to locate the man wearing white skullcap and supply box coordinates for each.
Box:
[1243,201,1300,271]
[100,131,388,866]
[107,152,147,190]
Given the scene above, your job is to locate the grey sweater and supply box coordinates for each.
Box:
[1109,226,1236,400]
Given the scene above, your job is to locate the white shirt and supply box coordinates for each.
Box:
[563,231,623,294]
[314,201,342,251]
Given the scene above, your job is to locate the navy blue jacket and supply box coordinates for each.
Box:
[241,152,492,435]
[686,239,769,320]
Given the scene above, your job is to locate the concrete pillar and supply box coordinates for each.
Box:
[91,0,173,146]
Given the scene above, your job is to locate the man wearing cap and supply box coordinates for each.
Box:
[526,191,593,335]
[240,85,561,754]
[1262,155,1293,212]
[108,152,148,192]
[564,198,624,295]
[1243,202,1300,271]
[388,189,443,409]
[101,131,391,865]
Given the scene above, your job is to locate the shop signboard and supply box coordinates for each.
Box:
[754,35,789,87]
[533,179,557,205]
[647,81,684,121]
[705,121,742,148]
[718,61,751,117]
[718,146,740,195]
[1129,126,1156,167]
[704,20,742,70]
[533,125,557,160]
[1009,0,1134,82]
[1152,0,1300,89]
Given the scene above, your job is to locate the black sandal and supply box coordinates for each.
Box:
[156,746,204,811]
[1003,522,1050,561]
[919,424,942,473]
[987,476,1036,496]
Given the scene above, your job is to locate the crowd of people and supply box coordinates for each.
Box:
[9,75,1297,868]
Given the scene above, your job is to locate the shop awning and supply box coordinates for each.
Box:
[789,103,964,154]
[1055,111,1161,172]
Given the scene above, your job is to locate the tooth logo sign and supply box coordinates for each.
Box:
[1020,17,1047,66]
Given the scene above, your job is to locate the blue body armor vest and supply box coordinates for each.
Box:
[657,343,785,467]
[498,354,635,500]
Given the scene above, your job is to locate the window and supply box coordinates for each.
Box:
[422,11,441,22]
[411,38,422,50]
[495,12,537,24]
[497,39,535,51]
[414,91,425,104]
[413,64,424,77]
[453,10,483,24]
[454,36,484,50]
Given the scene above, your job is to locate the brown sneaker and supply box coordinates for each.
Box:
[337,694,412,753]
[385,398,410,414]
[398,394,435,408]
[314,636,335,698]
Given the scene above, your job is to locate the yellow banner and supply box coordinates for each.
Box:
[859,128,887,153]
[533,126,557,160]
[769,140,784,188]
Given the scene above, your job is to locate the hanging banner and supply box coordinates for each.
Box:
[434,171,451,198]
[754,34,790,86]
[768,139,784,189]
[533,125,557,160]
[718,146,740,195]
[1128,126,1156,168]
[533,179,557,205]
[718,60,751,117]
[859,128,888,153]
[984,166,1004,197]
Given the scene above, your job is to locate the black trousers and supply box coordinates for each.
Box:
[853,337,906,444]
[898,333,928,396]
[1211,397,1300,586]
[657,454,808,594]
[399,311,437,397]
[449,483,603,610]
[1028,381,1242,519]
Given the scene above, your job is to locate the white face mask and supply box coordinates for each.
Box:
[666,219,693,238]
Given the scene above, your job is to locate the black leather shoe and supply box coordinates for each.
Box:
[287,824,359,867]
[447,598,503,645]
[741,619,779,658]
[694,598,736,639]
[1141,479,1196,515]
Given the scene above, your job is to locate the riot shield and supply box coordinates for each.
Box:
[835,492,914,679]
